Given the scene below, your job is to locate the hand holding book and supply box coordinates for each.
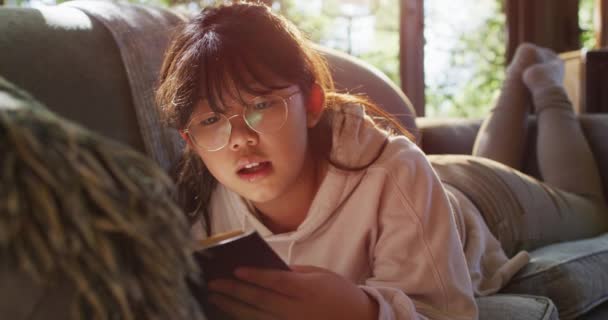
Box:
[190,230,290,319]
[190,230,378,320]
[206,265,379,320]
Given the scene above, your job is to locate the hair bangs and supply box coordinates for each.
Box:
[198,39,292,114]
[241,18,311,89]
[197,30,230,114]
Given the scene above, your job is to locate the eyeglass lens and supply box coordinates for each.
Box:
[189,95,289,151]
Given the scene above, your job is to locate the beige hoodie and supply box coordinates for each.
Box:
[192,104,524,320]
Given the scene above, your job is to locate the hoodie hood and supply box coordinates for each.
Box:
[328,103,390,170]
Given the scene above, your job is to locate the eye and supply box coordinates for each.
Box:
[252,99,272,111]
[197,114,221,126]
[250,96,284,111]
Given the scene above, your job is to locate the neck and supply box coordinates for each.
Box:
[252,154,327,234]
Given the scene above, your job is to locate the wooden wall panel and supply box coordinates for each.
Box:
[585,50,608,113]
[598,0,608,47]
[506,0,580,63]
[560,50,585,113]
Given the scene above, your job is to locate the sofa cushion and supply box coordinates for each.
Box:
[577,300,608,320]
[476,294,558,320]
[502,232,608,320]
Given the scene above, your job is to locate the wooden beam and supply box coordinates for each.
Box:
[506,0,525,63]
[399,0,425,116]
[506,0,580,63]
[553,0,581,52]
[598,0,608,47]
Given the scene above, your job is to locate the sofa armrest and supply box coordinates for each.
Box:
[0,6,144,151]
[415,117,482,155]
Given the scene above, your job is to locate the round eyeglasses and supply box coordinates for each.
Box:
[184,89,300,151]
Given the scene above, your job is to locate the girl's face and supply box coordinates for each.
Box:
[185,82,321,205]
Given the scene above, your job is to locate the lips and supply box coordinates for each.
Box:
[235,157,273,182]
[237,161,272,181]
[237,161,267,173]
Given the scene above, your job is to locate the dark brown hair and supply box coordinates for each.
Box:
[156,2,409,234]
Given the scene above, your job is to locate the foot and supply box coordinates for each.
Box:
[523,59,565,93]
[507,43,559,76]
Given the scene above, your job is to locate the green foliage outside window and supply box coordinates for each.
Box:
[274,0,334,44]
[279,0,506,118]
[579,0,597,50]
[425,3,506,118]
[357,0,401,88]
[277,0,401,88]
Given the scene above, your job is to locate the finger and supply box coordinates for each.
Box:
[209,279,293,314]
[289,265,334,273]
[234,268,305,297]
[208,293,279,320]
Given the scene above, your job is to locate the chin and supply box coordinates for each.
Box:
[243,190,278,204]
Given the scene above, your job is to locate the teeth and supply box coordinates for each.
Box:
[244,162,261,169]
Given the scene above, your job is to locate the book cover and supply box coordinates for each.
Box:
[194,230,290,280]
[189,230,290,319]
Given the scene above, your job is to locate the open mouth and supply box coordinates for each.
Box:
[237,161,273,180]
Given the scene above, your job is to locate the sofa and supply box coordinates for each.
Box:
[1,2,607,319]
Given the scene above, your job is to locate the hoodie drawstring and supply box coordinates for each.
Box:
[286,240,296,265]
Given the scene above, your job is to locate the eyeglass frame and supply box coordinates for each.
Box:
[183,87,301,152]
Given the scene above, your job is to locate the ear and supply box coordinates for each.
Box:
[179,130,194,149]
[306,83,325,128]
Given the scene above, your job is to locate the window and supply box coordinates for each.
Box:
[424,0,505,117]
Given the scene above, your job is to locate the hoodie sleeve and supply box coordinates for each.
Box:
[359,137,478,320]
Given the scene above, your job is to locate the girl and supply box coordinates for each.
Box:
[156,3,607,320]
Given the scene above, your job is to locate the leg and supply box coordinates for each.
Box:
[431,155,608,257]
[523,59,605,201]
[472,43,557,170]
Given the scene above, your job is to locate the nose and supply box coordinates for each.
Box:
[227,114,258,151]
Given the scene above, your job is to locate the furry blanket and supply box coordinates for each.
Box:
[0,76,204,319]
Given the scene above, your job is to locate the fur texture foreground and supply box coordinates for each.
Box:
[0,77,204,319]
